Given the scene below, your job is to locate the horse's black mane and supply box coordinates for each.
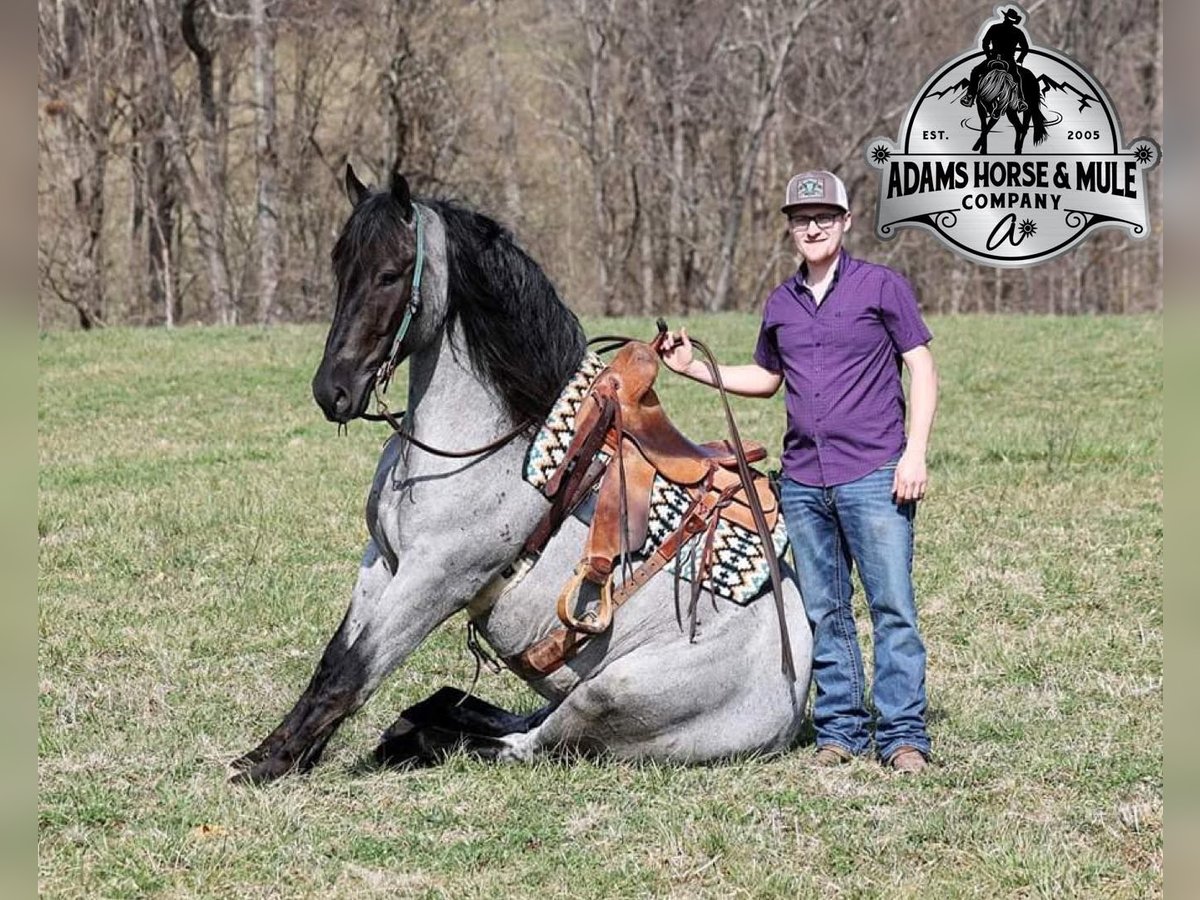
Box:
[422,198,587,423]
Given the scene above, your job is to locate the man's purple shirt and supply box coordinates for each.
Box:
[753,250,932,487]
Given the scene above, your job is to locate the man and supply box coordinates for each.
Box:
[961,7,1030,116]
[659,170,938,774]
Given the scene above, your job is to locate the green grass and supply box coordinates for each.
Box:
[38,315,1162,898]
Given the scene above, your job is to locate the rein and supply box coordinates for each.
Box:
[587,320,795,680]
[475,319,796,682]
[363,404,535,459]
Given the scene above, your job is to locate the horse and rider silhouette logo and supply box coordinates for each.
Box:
[864,4,1159,267]
[958,7,1048,153]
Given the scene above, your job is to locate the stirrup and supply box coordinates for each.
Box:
[555,563,614,635]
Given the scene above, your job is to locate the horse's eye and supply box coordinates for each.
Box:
[376,271,402,288]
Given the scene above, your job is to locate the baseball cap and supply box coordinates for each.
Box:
[781,170,849,214]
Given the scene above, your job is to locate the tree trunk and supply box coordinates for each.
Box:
[147,130,177,327]
[665,11,685,311]
[175,0,237,323]
[710,0,823,312]
[384,14,411,175]
[483,0,522,222]
[584,5,615,313]
[251,0,281,324]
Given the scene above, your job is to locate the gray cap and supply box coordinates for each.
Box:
[781,170,850,214]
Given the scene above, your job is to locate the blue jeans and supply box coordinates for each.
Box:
[779,461,930,760]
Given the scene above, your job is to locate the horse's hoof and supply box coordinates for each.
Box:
[229,750,261,772]
[228,756,294,786]
[374,719,442,768]
[229,738,280,771]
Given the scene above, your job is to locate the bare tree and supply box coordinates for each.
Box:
[482,0,523,222]
[140,0,237,324]
[38,0,131,328]
[251,0,281,324]
[36,0,1162,328]
[543,0,643,314]
[708,0,825,312]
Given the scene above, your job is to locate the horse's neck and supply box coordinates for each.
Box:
[364,321,546,615]
[406,321,512,446]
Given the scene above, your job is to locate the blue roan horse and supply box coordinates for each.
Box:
[231,167,812,784]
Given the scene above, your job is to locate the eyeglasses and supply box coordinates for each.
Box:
[788,212,844,230]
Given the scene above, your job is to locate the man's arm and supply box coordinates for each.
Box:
[659,328,782,398]
[894,343,938,501]
[1015,31,1028,63]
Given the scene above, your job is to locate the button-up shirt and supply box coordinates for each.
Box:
[753,250,933,487]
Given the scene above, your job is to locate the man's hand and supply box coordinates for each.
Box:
[659,327,695,375]
[657,330,782,397]
[893,451,928,502]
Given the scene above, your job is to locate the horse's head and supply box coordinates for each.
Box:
[312,164,436,423]
[314,172,587,428]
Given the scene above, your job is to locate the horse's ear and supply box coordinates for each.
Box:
[390,168,414,222]
[344,163,369,206]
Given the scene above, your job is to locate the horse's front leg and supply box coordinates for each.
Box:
[230,544,391,781]
[1010,110,1027,153]
[973,104,995,154]
[231,544,459,784]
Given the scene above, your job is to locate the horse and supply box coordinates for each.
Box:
[229,166,812,785]
[971,58,1047,154]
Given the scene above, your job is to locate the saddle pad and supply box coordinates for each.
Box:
[524,354,789,605]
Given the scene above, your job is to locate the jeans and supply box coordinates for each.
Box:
[779,461,930,760]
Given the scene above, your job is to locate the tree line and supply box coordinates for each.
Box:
[38,0,1162,330]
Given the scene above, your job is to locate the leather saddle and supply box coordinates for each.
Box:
[544,340,778,635]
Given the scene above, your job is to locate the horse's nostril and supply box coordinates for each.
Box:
[333,386,350,415]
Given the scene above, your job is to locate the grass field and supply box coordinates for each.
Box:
[38,314,1162,898]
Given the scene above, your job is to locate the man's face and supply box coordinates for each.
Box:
[787,205,851,268]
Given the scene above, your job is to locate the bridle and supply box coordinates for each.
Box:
[359,205,537,458]
[373,206,427,396]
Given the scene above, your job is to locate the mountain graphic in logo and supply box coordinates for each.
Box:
[864,3,1159,267]
[927,73,1099,117]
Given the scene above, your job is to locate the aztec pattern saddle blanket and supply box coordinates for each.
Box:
[524,353,789,606]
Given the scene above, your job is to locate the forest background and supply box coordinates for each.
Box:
[37,0,1163,330]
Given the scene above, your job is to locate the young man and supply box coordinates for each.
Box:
[659,170,938,773]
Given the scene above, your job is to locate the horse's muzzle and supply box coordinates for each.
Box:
[312,367,372,424]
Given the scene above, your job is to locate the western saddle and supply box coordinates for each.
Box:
[472,325,796,682]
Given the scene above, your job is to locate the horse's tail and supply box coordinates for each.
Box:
[1024,70,1049,145]
[1031,104,1048,145]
